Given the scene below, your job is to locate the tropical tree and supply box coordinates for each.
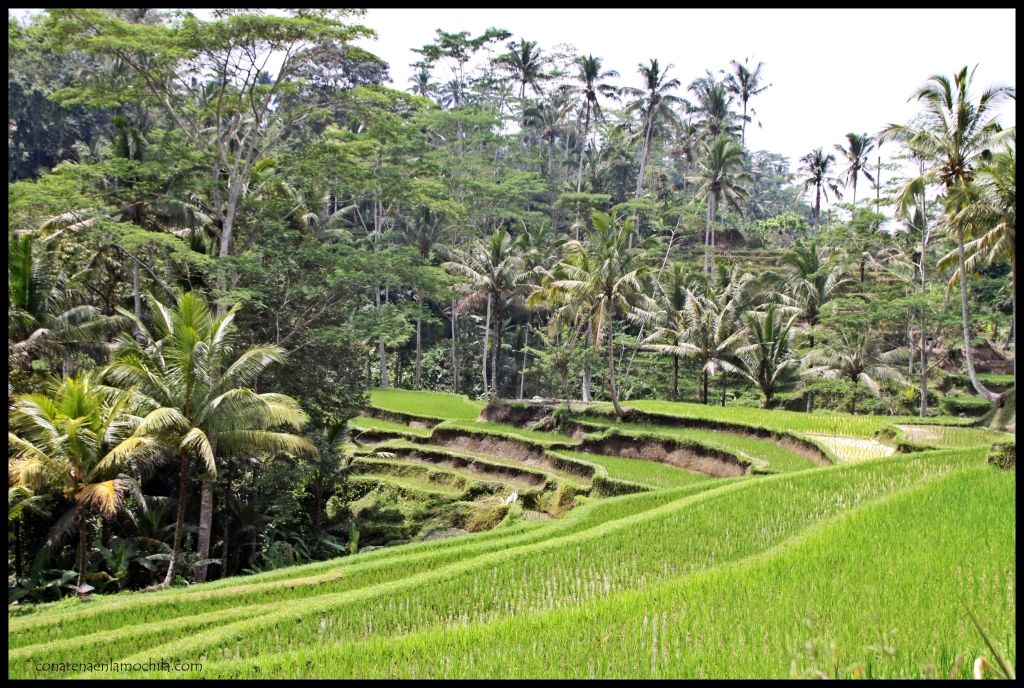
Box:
[103,293,315,586]
[639,263,694,400]
[802,329,907,413]
[834,133,876,207]
[722,304,799,409]
[723,57,770,148]
[9,373,140,590]
[798,148,844,234]
[689,72,740,143]
[621,59,686,198]
[939,146,1016,354]
[8,235,128,376]
[443,228,528,398]
[500,39,547,101]
[777,240,851,348]
[881,66,1014,403]
[689,135,752,276]
[572,55,619,192]
[553,212,654,416]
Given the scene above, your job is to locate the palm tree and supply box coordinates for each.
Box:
[408,66,436,100]
[9,373,141,590]
[443,228,528,399]
[501,39,547,101]
[572,55,619,193]
[778,240,851,348]
[514,223,563,399]
[621,59,686,198]
[552,212,654,417]
[723,57,770,148]
[722,304,799,409]
[798,148,843,234]
[401,207,450,388]
[640,263,694,400]
[689,135,752,276]
[834,133,876,207]
[802,329,907,413]
[689,72,740,143]
[103,293,315,586]
[880,66,1014,404]
[939,146,1016,354]
[8,235,129,376]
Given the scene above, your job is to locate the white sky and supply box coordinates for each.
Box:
[354,8,1016,170]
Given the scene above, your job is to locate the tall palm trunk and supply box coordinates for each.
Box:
[606,321,624,417]
[721,371,728,406]
[491,311,503,398]
[519,318,530,399]
[812,185,821,234]
[163,448,191,587]
[702,369,709,405]
[581,323,593,402]
[482,293,491,397]
[414,290,423,389]
[576,104,591,193]
[672,353,679,401]
[76,506,88,590]
[193,478,214,582]
[955,223,1002,403]
[919,199,930,417]
[635,112,655,199]
[451,297,459,394]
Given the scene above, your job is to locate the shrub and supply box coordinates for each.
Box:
[941,394,992,417]
[987,441,1015,470]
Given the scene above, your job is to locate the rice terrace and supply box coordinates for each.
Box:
[7,7,1016,681]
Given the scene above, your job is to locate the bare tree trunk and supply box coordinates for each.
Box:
[672,354,679,401]
[375,199,388,388]
[607,322,624,417]
[193,478,214,583]
[414,291,423,389]
[163,449,190,587]
[519,318,530,399]
[451,297,459,394]
[920,194,930,417]
[491,311,502,399]
[702,369,709,405]
[220,462,231,579]
[14,521,23,580]
[582,323,593,402]
[955,224,1002,404]
[721,372,728,406]
[576,106,591,193]
[76,507,88,590]
[482,293,491,397]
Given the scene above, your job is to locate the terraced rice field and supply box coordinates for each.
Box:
[9,389,1014,679]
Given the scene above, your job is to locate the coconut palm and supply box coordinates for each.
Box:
[880,66,1014,403]
[689,72,741,143]
[689,134,752,276]
[939,146,1016,352]
[621,59,686,198]
[798,148,844,234]
[572,55,619,193]
[777,240,851,348]
[834,133,876,207]
[408,66,436,99]
[501,39,547,101]
[802,329,907,413]
[639,263,694,400]
[8,235,129,376]
[552,211,655,417]
[9,373,142,590]
[103,292,315,586]
[722,304,799,409]
[723,57,770,148]
[443,228,528,398]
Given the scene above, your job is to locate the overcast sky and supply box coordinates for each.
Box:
[11,8,1016,178]
[352,8,1015,168]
